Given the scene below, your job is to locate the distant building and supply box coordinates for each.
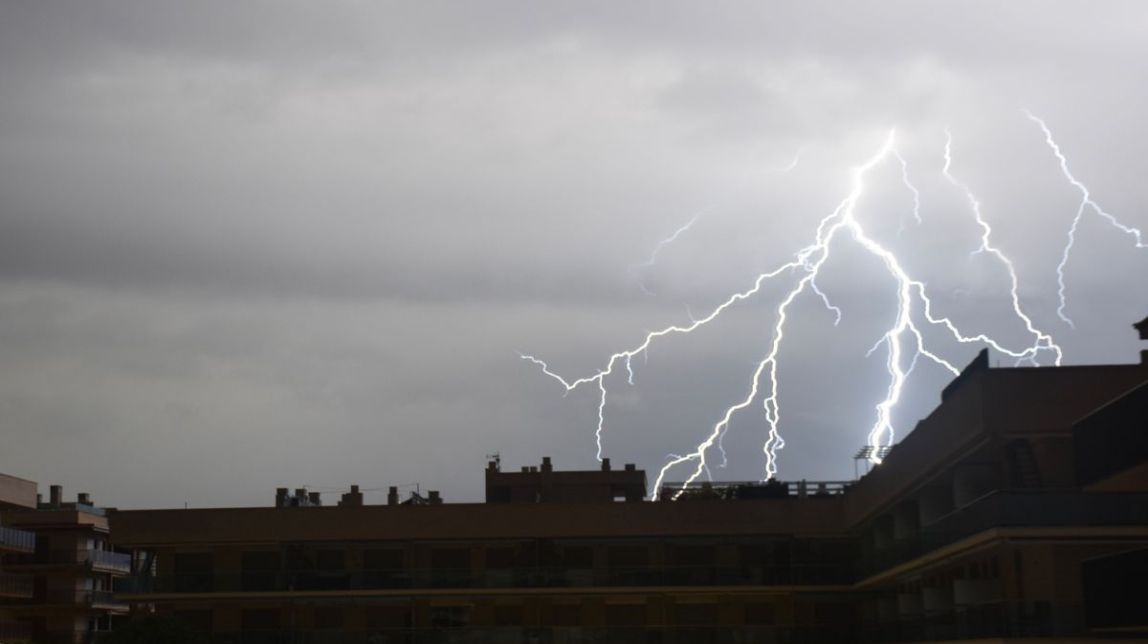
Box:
[0,479,132,643]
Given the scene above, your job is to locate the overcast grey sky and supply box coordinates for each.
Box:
[1,2,1146,508]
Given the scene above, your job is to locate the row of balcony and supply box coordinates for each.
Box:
[0,525,36,553]
[115,563,851,595]
[860,491,1148,577]
[0,586,128,609]
[86,625,854,644]
[4,549,132,574]
[860,601,1087,642]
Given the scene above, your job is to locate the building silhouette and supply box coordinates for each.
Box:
[3,317,1148,642]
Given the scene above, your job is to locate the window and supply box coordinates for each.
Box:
[314,607,342,630]
[604,603,646,626]
[431,605,471,629]
[241,609,279,632]
[552,603,582,626]
[674,602,718,626]
[744,602,775,626]
[493,604,523,626]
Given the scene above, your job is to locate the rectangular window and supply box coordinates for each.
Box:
[314,607,342,630]
[241,609,279,632]
[430,605,471,629]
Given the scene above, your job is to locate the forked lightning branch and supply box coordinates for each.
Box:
[522,113,1145,500]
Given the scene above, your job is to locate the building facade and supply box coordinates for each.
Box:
[0,480,132,644]
[102,341,1148,643]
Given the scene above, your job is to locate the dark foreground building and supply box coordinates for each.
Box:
[10,317,1148,643]
[0,478,132,643]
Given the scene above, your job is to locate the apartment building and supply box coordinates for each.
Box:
[90,316,1148,642]
[0,479,132,644]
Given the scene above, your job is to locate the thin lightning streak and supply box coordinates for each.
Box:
[632,215,702,295]
[1022,110,1146,328]
[942,131,1063,367]
[893,149,922,233]
[768,149,802,174]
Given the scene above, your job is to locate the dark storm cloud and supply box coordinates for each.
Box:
[1,2,1146,507]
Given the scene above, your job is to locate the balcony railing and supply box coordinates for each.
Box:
[660,479,854,500]
[89,625,851,644]
[5,549,131,574]
[0,622,33,643]
[0,525,36,553]
[115,562,852,595]
[34,589,129,610]
[861,601,1087,642]
[0,572,34,598]
[88,549,132,574]
[860,491,1148,577]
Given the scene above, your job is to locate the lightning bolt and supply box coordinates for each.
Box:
[942,130,1063,367]
[1023,111,1146,328]
[631,214,702,295]
[524,128,1066,500]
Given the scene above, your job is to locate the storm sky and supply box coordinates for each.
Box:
[1,2,1146,508]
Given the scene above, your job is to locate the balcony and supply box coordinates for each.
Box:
[89,625,848,644]
[87,549,132,574]
[0,622,33,643]
[860,491,1148,578]
[0,572,34,599]
[0,525,35,553]
[4,549,131,574]
[116,562,852,596]
[37,589,129,612]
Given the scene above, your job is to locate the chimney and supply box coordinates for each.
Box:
[428,491,442,505]
[50,485,62,507]
[520,466,530,473]
[601,458,611,472]
[275,488,289,508]
[77,493,92,506]
[624,463,636,472]
[339,485,364,508]
[1134,316,1148,363]
[387,486,399,506]
[307,492,322,506]
[541,457,553,473]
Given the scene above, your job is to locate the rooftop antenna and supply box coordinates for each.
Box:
[486,452,501,470]
[852,446,892,479]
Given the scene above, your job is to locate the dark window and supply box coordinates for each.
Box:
[744,602,775,626]
[552,603,582,626]
[173,610,213,632]
[364,549,405,571]
[607,545,648,567]
[561,546,593,569]
[430,606,470,629]
[674,545,716,567]
[241,609,279,631]
[173,552,213,592]
[493,605,522,626]
[486,547,517,569]
[241,551,280,591]
[605,603,646,626]
[674,602,718,626]
[316,550,345,571]
[366,606,411,629]
[315,607,342,630]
